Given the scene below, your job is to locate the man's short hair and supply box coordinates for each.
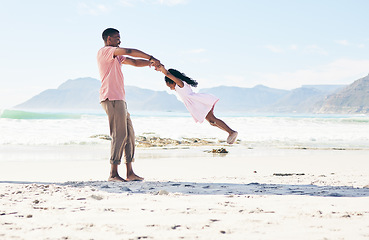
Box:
[102,28,119,42]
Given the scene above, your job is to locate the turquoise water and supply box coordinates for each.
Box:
[0,109,83,119]
[1,108,369,148]
[1,109,367,120]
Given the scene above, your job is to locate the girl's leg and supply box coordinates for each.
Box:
[205,108,235,135]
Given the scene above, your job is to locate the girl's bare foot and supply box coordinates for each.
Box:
[227,131,238,144]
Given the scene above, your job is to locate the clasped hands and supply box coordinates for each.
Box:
[149,57,165,72]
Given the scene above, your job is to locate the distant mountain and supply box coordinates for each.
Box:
[15,77,101,111]
[302,85,345,93]
[267,85,344,113]
[14,75,369,114]
[125,86,186,112]
[14,77,186,112]
[314,74,369,114]
[199,85,289,112]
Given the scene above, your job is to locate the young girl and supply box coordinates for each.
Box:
[157,64,238,144]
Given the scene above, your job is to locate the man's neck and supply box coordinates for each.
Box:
[105,43,116,47]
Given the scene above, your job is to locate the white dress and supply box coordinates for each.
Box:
[175,82,219,123]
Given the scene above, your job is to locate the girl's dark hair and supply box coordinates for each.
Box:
[165,69,198,87]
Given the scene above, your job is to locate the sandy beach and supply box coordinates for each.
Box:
[1,144,369,240]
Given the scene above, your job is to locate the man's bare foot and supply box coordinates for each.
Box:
[108,175,126,182]
[126,173,144,182]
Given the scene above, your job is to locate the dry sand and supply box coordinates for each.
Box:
[1,144,369,239]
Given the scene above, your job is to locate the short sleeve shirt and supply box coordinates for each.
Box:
[97,46,127,102]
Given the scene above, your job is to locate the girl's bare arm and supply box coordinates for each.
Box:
[157,65,184,88]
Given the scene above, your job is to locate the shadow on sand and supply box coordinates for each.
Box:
[1,180,369,197]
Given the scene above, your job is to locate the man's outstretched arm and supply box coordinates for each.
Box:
[114,47,160,66]
[123,57,152,67]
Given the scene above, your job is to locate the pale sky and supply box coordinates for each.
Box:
[1,0,369,109]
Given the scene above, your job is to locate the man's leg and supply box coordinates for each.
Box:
[109,164,125,182]
[101,100,127,182]
[124,111,144,181]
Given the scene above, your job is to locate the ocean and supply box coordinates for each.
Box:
[1,109,369,149]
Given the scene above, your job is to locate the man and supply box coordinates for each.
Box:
[97,28,160,181]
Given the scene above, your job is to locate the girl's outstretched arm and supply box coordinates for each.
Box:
[157,65,184,88]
